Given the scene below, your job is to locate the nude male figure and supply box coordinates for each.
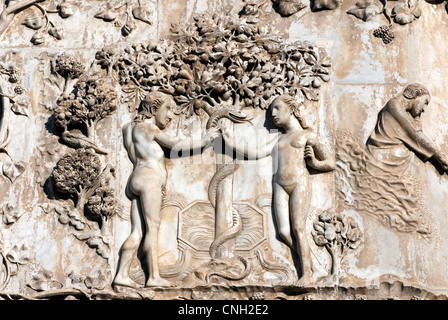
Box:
[113,91,219,288]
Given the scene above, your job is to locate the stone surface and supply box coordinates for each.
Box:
[0,0,448,300]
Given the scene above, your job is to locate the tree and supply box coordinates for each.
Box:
[312,210,362,276]
[52,148,101,210]
[53,73,117,140]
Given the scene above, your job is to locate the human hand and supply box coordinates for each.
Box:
[304,145,316,160]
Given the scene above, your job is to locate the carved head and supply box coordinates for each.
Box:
[271,95,309,129]
[136,91,174,129]
[403,83,431,118]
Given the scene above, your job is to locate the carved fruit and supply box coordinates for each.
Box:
[58,3,76,18]
[391,2,421,25]
[347,0,381,22]
[276,0,307,17]
[48,26,64,40]
[122,19,136,36]
[324,226,336,241]
[95,9,118,22]
[31,31,46,45]
[312,0,341,11]
[22,13,44,30]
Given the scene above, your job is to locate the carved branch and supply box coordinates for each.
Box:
[0,0,47,37]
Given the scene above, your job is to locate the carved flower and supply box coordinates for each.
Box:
[86,186,117,223]
[13,85,25,95]
[7,66,21,83]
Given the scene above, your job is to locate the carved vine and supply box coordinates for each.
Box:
[0,0,77,45]
[0,61,29,183]
[94,0,153,37]
[0,238,30,291]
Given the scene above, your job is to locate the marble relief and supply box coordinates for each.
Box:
[0,0,448,300]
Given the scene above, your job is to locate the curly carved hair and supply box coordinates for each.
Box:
[272,94,310,129]
[134,91,172,122]
[403,83,430,100]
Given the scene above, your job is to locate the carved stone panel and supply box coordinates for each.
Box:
[1,0,448,301]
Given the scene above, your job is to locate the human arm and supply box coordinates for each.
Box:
[304,135,336,172]
[122,123,137,164]
[154,126,220,152]
[387,101,438,161]
[222,129,279,160]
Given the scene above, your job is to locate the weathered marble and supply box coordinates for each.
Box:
[0,0,448,300]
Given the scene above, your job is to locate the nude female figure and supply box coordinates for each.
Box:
[113,91,219,288]
[223,95,335,286]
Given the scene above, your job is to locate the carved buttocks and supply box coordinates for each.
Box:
[1,0,448,301]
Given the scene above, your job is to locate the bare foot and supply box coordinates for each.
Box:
[145,278,177,287]
[317,274,336,287]
[113,276,139,290]
[295,276,313,288]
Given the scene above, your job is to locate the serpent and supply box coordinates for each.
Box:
[203,108,252,283]
[205,107,250,129]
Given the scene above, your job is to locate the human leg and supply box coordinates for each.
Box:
[113,198,143,288]
[136,171,172,287]
[290,182,313,286]
[273,182,295,251]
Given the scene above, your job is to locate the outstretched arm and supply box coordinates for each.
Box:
[154,127,220,152]
[304,137,335,172]
[222,130,279,160]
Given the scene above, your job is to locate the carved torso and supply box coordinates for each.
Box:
[273,129,313,189]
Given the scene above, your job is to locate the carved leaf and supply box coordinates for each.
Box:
[391,0,421,25]
[11,99,29,117]
[2,160,25,183]
[95,8,118,22]
[22,13,44,30]
[30,31,46,45]
[48,26,64,40]
[312,0,341,11]
[347,0,381,22]
[58,2,77,18]
[313,222,325,235]
[28,271,62,292]
[6,243,30,265]
[84,269,107,290]
[324,226,337,241]
[314,235,328,246]
[1,203,24,225]
[132,6,152,24]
